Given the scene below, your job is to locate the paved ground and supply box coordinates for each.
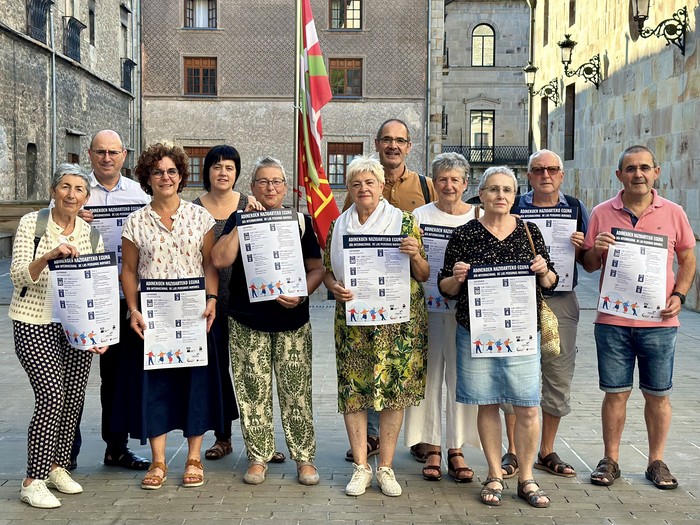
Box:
[1,256,700,524]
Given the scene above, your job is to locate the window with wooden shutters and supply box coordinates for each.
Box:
[327,143,362,186]
[184,57,217,96]
[329,58,362,97]
[184,146,210,186]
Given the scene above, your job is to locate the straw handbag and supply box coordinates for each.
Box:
[524,223,560,357]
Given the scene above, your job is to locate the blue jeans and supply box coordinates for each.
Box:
[594,324,676,395]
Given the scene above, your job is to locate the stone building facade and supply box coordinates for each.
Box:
[526,0,699,308]
[432,0,531,199]
[0,0,140,200]
[140,0,428,205]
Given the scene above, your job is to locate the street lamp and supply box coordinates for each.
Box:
[557,34,601,89]
[632,2,687,55]
[523,62,560,106]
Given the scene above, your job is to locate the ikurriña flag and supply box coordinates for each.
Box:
[298,0,339,248]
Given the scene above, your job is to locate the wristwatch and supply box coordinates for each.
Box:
[671,291,686,305]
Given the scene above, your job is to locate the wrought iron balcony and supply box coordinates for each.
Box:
[63,16,86,62]
[26,0,54,43]
[441,145,530,165]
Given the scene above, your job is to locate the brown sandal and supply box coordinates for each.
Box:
[183,458,204,488]
[141,461,167,490]
[447,451,474,483]
[204,439,232,460]
[421,450,442,481]
[645,460,678,490]
[517,478,550,508]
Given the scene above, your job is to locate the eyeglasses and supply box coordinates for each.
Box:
[254,178,286,188]
[151,168,179,178]
[378,137,410,146]
[623,164,654,174]
[484,185,515,195]
[92,149,123,157]
[530,166,561,176]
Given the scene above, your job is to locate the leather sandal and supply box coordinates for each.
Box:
[479,477,503,506]
[270,451,286,463]
[410,442,432,463]
[517,478,550,508]
[500,452,519,479]
[645,460,678,490]
[182,459,204,488]
[204,439,232,460]
[590,457,620,487]
[345,436,380,462]
[447,451,474,483]
[535,451,576,477]
[421,450,442,481]
[141,461,167,490]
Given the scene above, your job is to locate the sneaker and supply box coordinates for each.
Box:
[46,467,83,494]
[346,463,373,496]
[20,479,61,508]
[376,466,402,496]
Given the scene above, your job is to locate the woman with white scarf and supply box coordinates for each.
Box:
[323,156,429,498]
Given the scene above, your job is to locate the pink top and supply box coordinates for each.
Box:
[583,189,695,328]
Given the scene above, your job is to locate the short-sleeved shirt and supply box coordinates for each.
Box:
[221,210,321,333]
[121,201,215,279]
[86,172,151,206]
[515,190,589,292]
[583,189,696,328]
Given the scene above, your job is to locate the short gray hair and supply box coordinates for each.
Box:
[51,163,91,197]
[617,145,658,170]
[251,155,286,182]
[528,149,563,172]
[346,155,385,187]
[478,166,518,194]
[431,152,470,181]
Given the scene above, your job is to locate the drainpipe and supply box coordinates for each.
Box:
[424,0,432,177]
[49,3,57,177]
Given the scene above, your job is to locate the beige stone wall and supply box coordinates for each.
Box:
[529,0,700,308]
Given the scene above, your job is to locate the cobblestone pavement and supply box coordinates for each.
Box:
[1,257,700,524]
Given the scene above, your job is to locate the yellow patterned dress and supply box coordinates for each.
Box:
[324,211,428,413]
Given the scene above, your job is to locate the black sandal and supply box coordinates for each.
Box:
[590,457,620,487]
[480,477,503,506]
[447,451,473,483]
[517,478,550,508]
[500,452,519,479]
[344,436,380,462]
[421,450,442,481]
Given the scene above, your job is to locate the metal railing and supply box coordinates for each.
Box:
[63,16,86,62]
[441,145,529,165]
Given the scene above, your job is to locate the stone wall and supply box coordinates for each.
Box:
[529,0,700,308]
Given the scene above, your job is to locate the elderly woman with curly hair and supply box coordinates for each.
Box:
[120,143,228,490]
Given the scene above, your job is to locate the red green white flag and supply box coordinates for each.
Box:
[298,0,339,248]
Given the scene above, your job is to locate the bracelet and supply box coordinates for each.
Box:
[538,269,549,278]
[671,291,686,305]
[206,294,218,301]
[130,309,140,316]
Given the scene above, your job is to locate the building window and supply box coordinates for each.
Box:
[569,0,576,27]
[88,0,95,45]
[539,97,548,150]
[26,0,53,43]
[122,58,136,92]
[470,110,494,162]
[471,24,494,67]
[327,143,362,186]
[543,0,549,46]
[184,57,217,96]
[120,6,130,58]
[63,16,86,62]
[329,58,362,97]
[185,0,217,28]
[329,0,361,29]
[564,84,575,160]
[184,147,209,186]
[441,106,448,137]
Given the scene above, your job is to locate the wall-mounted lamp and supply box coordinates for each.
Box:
[557,35,601,89]
[632,2,687,55]
[523,62,560,106]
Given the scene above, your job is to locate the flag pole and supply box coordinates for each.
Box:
[292,0,301,211]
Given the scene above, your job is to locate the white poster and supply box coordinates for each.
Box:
[141,278,208,370]
[517,207,577,292]
[467,263,538,357]
[597,228,668,322]
[237,209,308,302]
[84,204,145,274]
[421,224,456,313]
[343,234,410,326]
[49,252,120,350]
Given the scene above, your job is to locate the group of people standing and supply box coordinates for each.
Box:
[10,121,695,512]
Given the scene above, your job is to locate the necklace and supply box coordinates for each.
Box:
[153,199,181,217]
